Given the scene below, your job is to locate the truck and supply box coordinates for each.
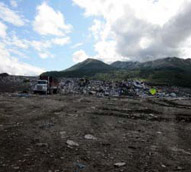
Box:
[33,76,59,94]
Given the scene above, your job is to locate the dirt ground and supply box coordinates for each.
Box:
[0,94,191,172]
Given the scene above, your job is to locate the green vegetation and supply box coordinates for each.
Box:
[41,57,191,88]
[42,58,115,78]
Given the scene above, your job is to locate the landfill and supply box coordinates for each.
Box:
[59,78,191,98]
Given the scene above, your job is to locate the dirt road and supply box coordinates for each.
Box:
[0,94,191,172]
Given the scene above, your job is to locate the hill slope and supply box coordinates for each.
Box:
[137,57,191,87]
[42,58,115,77]
[111,61,141,69]
[42,57,191,87]
[97,57,191,87]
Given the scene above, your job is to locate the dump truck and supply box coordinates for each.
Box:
[33,76,59,94]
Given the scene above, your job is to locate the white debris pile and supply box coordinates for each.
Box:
[59,78,191,98]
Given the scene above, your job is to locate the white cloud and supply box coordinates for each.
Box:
[179,37,191,58]
[73,0,187,26]
[30,37,70,59]
[39,52,54,59]
[0,43,44,76]
[89,19,104,40]
[10,0,18,8]
[72,50,90,63]
[72,42,126,64]
[139,37,153,49]
[0,2,25,26]
[7,35,28,49]
[71,42,83,49]
[30,40,51,52]
[3,33,70,60]
[8,48,27,58]
[0,21,7,38]
[51,37,70,45]
[73,0,191,62]
[33,2,72,36]
[30,40,53,59]
[94,40,128,63]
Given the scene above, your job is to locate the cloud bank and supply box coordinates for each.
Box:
[0,1,72,75]
[0,43,44,76]
[73,0,191,62]
[33,2,72,36]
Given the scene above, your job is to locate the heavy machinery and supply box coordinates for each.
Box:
[33,76,59,94]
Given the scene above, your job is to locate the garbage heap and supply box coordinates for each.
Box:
[59,78,191,98]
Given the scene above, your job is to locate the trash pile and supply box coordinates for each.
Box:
[59,78,191,98]
[0,75,38,93]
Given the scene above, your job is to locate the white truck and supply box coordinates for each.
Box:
[33,76,59,94]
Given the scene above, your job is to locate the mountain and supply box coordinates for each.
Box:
[42,58,115,78]
[97,57,191,87]
[136,57,191,87]
[140,57,191,70]
[111,57,191,70]
[41,57,191,87]
[111,61,140,69]
[0,73,9,77]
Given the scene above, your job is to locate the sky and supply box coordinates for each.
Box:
[0,0,191,75]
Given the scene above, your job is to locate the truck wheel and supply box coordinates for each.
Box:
[53,89,57,94]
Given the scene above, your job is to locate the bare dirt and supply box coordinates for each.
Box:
[0,94,191,172]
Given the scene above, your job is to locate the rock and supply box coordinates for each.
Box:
[68,114,78,118]
[39,123,54,129]
[170,93,176,97]
[149,114,157,118]
[66,140,79,147]
[176,166,183,170]
[76,163,86,169]
[13,166,20,170]
[84,134,97,140]
[60,131,66,138]
[114,162,126,167]
[161,164,166,168]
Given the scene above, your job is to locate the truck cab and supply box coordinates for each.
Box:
[33,80,49,94]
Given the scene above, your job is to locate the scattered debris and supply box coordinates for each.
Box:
[114,162,126,167]
[66,140,79,147]
[75,163,86,172]
[0,75,190,98]
[149,88,157,95]
[176,166,184,170]
[171,147,191,155]
[161,164,166,168]
[59,78,191,98]
[13,166,20,170]
[84,134,97,140]
[12,93,30,98]
[60,131,66,139]
[170,93,176,97]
